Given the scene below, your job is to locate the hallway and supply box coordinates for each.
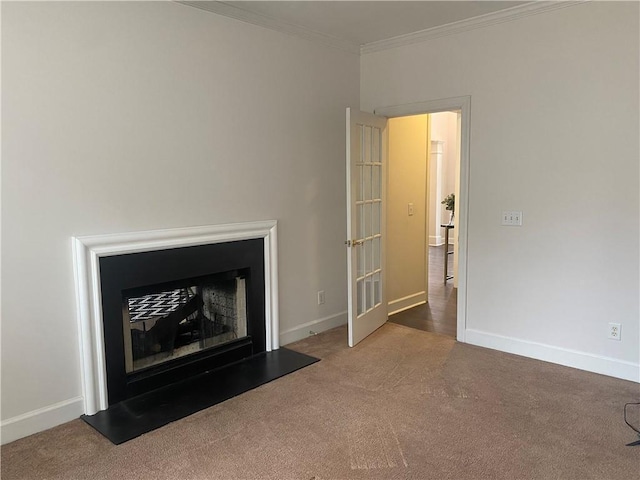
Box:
[388,244,457,337]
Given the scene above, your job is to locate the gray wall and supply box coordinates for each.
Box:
[1,1,359,439]
[362,2,639,378]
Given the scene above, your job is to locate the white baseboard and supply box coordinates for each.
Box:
[7,327,633,446]
[428,237,455,247]
[465,329,640,383]
[429,235,444,246]
[1,313,346,444]
[279,311,348,346]
[1,396,84,445]
[388,292,427,316]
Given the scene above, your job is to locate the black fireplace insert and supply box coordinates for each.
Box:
[99,239,265,405]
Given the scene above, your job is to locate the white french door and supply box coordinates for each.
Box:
[346,108,388,347]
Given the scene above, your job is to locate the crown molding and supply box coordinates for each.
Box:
[175,1,361,55]
[176,1,587,57]
[360,1,588,55]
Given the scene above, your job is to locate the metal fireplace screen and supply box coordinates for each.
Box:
[122,276,248,373]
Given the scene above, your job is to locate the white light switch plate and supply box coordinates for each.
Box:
[502,211,523,226]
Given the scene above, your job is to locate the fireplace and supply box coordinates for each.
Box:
[73,222,319,444]
[99,239,265,405]
[73,221,280,415]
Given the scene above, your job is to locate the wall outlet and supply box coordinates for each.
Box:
[608,322,621,341]
[317,290,325,305]
[502,210,523,226]
[408,203,414,216]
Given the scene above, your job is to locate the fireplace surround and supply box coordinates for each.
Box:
[99,239,266,404]
[73,221,280,416]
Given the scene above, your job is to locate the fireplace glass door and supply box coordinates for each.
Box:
[122,274,248,373]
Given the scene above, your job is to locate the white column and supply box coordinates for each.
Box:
[429,141,444,246]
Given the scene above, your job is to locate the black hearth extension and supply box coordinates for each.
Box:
[81,239,318,444]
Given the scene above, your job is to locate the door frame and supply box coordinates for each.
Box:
[374,96,470,343]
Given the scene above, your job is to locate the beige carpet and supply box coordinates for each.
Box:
[2,324,639,479]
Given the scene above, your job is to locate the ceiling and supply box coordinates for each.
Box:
[223,1,527,45]
[179,1,534,53]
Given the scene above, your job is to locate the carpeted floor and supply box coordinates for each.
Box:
[2,324,639,479]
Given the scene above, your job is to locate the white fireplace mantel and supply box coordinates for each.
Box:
[72,221,279,415]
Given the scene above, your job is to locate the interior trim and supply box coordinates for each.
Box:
[279,311,348,347]
[0,397,84,446]
[175,1,586,57]
[375,96,470,344]
[387,292,427,317]
[361,1,588,54]
[466,328,640,383]
[72,221,279,415]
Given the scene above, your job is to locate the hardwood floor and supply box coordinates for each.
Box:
[388,244,457,338]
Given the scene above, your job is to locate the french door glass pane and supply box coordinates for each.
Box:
[364,126,372,163]
[364,203,372,238]
[364,239,372,273]
[372,127,380,164]
[352,119,384,319]
[364,165,372,201]
[373,236,380,271]
[356,125,364,164]
[372,201,380,235]
[372,165,381,200]
[356,204,362,240]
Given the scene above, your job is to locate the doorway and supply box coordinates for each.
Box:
[386,111,460,338]
[345,97,470,346]
[375,98,468,341]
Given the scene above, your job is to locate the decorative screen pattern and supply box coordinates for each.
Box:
[123,277,247,373]
[127,289,194,322]
[354,124,382,317]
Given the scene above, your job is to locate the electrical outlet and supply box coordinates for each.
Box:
[501,211,523,226]
[608,322,621,341]
[317,290,325,305]
[408,203,414,216]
